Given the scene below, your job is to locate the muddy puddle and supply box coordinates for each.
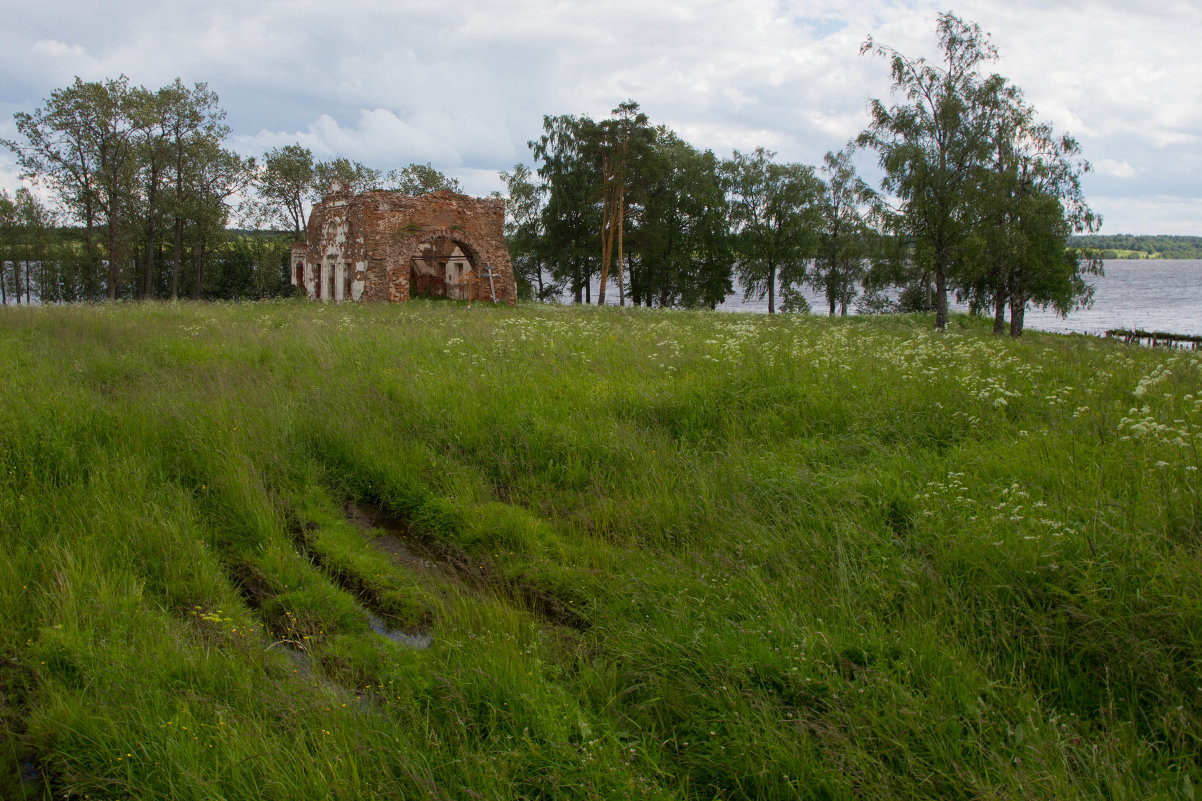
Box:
[19,757,42,788]
[343,502,450,576]
[368,614,432,650]
[343,499,588,632]
[367,534,442,574]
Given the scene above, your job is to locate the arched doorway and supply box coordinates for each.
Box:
[408,236,478,299]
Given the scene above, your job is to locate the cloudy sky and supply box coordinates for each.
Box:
[2,0,1199,234]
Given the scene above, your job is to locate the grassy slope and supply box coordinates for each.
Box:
[0,300,1199,800]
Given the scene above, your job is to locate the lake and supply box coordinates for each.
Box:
[559,259,1202,337]
[716,259,1202,337]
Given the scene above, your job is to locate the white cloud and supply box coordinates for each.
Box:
[30,39,86,59]
[1092,195,1202,236]
[230,107,516,173]
[3,0,1202,232]
[1096,159,1137,179]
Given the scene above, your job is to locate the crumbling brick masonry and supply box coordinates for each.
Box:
[290,186,517,305]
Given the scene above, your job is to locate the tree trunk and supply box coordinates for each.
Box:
[107,211,120,301]
[171,217,182,300]
[172,129,185,301]
[192,241,204,300]
[767,264,776,314]
[616,182,626,307]
[597,157,615,305]
[35,242,46,304]
[934,263,948,330]
[144,181,159,300]
[1009,291,1025,337]
[992,285,1007,335]
[82,204,98,300]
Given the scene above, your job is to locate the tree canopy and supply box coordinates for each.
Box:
[4,76,253,300]
[857,11,1100,334]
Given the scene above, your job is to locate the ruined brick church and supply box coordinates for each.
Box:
[290,183,517,304]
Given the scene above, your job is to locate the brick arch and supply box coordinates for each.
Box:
[399,228,487,268]
[395,228,505,301]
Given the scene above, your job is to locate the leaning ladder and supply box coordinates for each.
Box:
[483,262,497,303]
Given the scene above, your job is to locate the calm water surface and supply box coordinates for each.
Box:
[713,259,1202,337]
[1019,260,1202,337]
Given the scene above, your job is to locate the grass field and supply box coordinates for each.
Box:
[0,299,1199,800]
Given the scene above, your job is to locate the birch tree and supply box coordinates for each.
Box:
[724,147,822,314]
[859,12,998,330]
[257,145,315,239]
[809,146,876,316]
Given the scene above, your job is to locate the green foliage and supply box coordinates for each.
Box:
[529,113,603,303]
[526,105,737,309]
[4,76,247,301]
[312,157,381,196]
[203,232,293,300]
[859,13,1001,330]
[500,163,546,300]
[630,132,733,309]
[256,144,315,238]
[859,13,1100,336]
[808,145,877,315]
[724,147,823,314]
[382,162,462,196]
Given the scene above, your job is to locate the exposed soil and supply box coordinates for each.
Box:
[343,499,590,632]
[343,501,478,587]
[367,615,432,650]
[367,534,439,573]
[223,559,275,610]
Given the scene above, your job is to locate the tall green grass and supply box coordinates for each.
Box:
[1,299,1198,799]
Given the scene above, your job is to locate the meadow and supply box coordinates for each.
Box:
[0,299,1198,800]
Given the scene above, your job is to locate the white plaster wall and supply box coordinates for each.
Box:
[323,217,350,302]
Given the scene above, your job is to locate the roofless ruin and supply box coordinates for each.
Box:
[290,182,517,304]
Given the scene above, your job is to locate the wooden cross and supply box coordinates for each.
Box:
[455,268,483,308]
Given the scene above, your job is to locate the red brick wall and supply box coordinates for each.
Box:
[295,189,517,305]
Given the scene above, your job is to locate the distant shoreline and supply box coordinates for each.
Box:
[1069,234,1202,260]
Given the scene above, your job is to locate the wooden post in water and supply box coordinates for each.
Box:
[1106,328,1202,350]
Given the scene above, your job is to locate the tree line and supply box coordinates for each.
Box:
[0,189,295,303]
[1,77,257,301]
[503,12,1101,334]
[3,12,1101,335]
[1070,235,1202,260]
[0,77,464,303]
[502,103,877,316]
